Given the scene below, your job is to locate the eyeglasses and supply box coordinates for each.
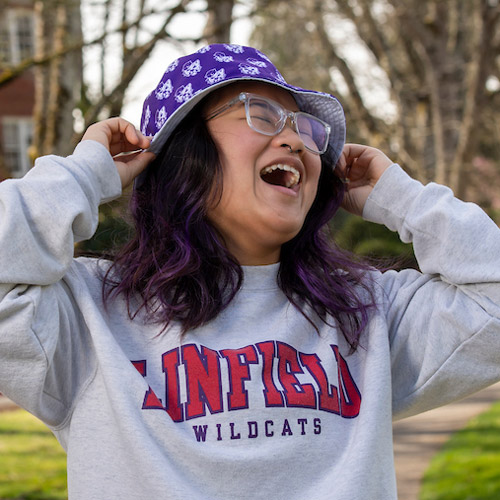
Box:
[205,92,331,155]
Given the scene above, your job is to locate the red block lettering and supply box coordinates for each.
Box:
[256,341,284,407]
[277,342,316,409]
[332,345,361,418]
[300,353,340,415]
[132,360,167,412]
[182,344,223,420]
[162,348,183,422]
[220,345,258,411]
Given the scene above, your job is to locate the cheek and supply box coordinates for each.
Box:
[306,160,323,201]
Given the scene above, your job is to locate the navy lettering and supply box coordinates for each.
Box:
[281,418,293,436]
[230,422,241,440]
[314,417,321,434]
[297,418,308,435]
[192,425,209,442]
[248,421,258,438]
[265,420,274,437]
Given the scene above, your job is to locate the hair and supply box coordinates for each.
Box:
[103,99,377,352]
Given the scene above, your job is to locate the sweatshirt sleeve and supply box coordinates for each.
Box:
[0,140,121,285]
[363,164,500,419]
[0,140,121,425]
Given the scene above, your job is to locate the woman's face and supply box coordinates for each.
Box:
[205,82,323,265]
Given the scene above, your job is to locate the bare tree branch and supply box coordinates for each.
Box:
[77,0,191,139]
[0,2,183,87]
[449,0,498,196]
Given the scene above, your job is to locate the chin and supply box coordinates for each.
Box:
[269,225,303,246]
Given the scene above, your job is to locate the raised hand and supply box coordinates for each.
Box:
[82,117,156,189]
[336,144,393,216]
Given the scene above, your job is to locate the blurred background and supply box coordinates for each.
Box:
[1,2,500,498]
[1,0,499,257]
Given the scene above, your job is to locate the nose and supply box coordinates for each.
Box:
[272,118,304,154]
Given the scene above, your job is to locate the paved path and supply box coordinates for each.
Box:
[393,381,500,500]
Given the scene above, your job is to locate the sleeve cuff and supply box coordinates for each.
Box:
[362,164,424,238]
[72,140,122,204]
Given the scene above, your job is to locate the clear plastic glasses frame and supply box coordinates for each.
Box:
[205,92,331,155]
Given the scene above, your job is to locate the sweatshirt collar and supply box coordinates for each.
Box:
[241,262,280,291]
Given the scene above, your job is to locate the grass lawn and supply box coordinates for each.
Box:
[420,400,500,500]
[0,409,67,500]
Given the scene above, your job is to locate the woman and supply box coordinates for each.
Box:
[1,43,499,499]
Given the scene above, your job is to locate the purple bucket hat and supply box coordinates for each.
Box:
[140,43,346,167]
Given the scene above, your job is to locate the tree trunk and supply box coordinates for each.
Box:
[203,0,235,43]
[32,0,82,158]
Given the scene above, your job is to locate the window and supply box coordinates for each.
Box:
[0,9,35,65]
[2,118,33,178]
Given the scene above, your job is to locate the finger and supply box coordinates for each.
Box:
[341,144,363,161]
[109,142,144,157]
[104,117,143,143]
[115,151,156,188]
[120,120,148,148]
[109,124,151,156]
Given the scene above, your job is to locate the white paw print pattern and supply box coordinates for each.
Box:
[255,50,272,63]
[141,105,151,135]
[224,44,244,53]
[175,84,194,103]
[247,57,267,68]
[205,68,226,85]
[197,45,212,54]
[182,59,202,77]
[274,70,287,84]
[214,52,234,63]
[239,63,260,75]
[155,106,167,130]
[155,78,173,99]
[165,59,178,72]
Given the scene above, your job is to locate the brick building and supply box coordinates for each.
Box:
[0,0,35,181]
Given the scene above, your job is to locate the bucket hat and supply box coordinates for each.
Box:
[140,43,345,168]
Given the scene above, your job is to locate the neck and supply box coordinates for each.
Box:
[224,239,281,266]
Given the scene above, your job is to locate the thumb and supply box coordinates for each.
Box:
[114,150,156,189]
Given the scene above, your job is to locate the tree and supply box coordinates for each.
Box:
[203,0,235,43]
[251,0,500,203]
[32,0,83,157]
[2,0,216,158]
[75,0,240,254]
[79,0,194,137]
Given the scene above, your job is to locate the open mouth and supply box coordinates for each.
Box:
[260,164,301,189]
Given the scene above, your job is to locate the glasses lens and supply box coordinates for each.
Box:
[296,113,329,154]
[244,94,330,154]
[246,96,283,135]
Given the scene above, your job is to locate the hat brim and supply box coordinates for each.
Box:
[137,77,345,187]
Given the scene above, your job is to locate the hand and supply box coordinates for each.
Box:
[82,117,156,189]
[336,144,393,216]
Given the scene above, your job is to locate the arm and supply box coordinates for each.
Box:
[338,145,500,418]
[0,119,154,424]
[0,118,153,285]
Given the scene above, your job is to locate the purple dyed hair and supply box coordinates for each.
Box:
[103,100,376,351]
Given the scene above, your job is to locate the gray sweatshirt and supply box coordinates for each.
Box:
[1,140,499,499]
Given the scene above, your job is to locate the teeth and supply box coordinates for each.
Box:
[261,164,301,188]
